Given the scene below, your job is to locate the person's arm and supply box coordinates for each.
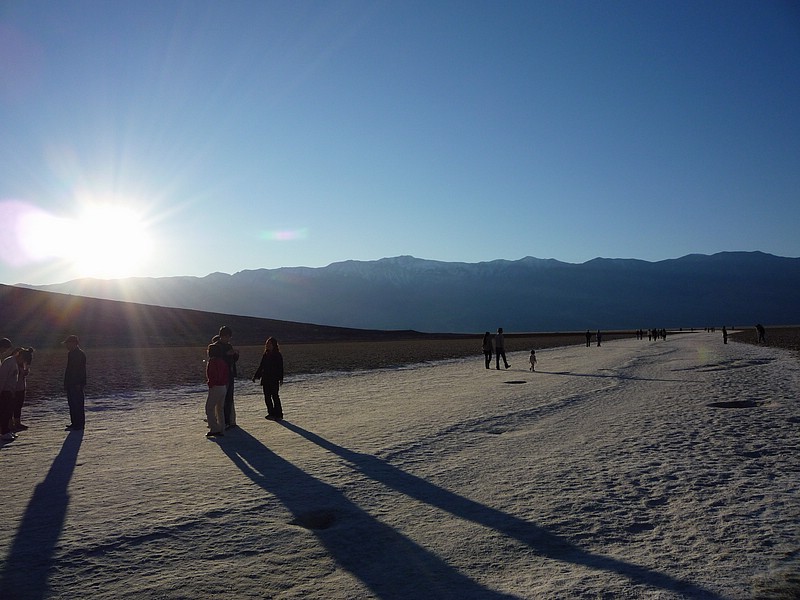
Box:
[252,356,264,382]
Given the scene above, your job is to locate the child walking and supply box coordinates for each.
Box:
[529,350,537,372]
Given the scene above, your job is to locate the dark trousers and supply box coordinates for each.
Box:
[496,349,508,369]
[66,385,85,429]
[263,381,283,418]
[224,378,235,425]
[13,390,25,421]
[0,391,14,434]
[483,351,492,369]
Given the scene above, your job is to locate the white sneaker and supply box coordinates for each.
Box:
[1,432,15,441]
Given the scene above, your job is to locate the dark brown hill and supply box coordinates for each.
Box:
[0,284,453,348]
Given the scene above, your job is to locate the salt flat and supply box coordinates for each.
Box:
[1,332,798,599]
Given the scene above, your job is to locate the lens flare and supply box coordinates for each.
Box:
[260,228,308,241]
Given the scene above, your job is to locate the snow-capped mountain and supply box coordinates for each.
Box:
[22,252,800,333]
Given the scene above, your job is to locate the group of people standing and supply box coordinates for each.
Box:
[204,326,285,439]
[0,334,85,442]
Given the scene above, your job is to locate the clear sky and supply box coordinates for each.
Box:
[1,0,799,285]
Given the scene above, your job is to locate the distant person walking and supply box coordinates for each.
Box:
[529,350,537,372]
[756,324,766,344]
[63,335,86,431]
[585,330,591,347]
[12,347,34,431]
[722,326,728,344]
[217,326,240,430]
[481,332,493,369]
[253,337,284,420]
[205,342,228,438]
[0,338,18,441]
[495,328,510,370]
[596,330,602,347]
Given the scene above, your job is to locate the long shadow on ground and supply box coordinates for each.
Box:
[282,422,724,600]
[536,370,701,383]
[217,427,517,600]
[0,431,83,599]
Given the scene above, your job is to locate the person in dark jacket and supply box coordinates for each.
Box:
[252,337,284,420]
[216,326,239,429]
[494,327,510,370]
[481,332,493,369]
[63,335,86,431]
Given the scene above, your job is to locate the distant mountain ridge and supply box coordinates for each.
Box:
[0,285,442,349]
[21,252,800,333]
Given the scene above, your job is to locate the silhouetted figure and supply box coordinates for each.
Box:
[217,326,240,429]
[585,330,591,347]
[0,338,17,441]
[482,332,493,369]
[495,328,510,370]
[596,330,602,347]
[253,337,284,420]
[529,350,537,372]
[12,347,34,431]
[756,324,766,344]
[722,326,728,344]
[63,335,86,431]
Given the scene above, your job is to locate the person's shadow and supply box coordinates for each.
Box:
[0,431,83,599]
[218,427,517,599]
[279,422,724,600]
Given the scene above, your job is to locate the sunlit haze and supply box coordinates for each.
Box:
[1,1,798,285]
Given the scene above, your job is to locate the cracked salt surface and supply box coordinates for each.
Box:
[2,333,799,598]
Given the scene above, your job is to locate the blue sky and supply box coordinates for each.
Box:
[1,0,798,285]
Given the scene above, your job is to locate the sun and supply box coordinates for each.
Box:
[17,201,154,280]
[67,204,153,279]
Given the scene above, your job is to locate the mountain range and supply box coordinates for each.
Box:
[20,252,800,333]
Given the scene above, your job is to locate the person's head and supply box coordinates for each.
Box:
[497,327,503,334]
[15,347,34,366]
[219,326,232,342]
[62,335,79,350]
[265,337,279,352]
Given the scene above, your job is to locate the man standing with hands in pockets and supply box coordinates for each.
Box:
[63,334,86,431]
